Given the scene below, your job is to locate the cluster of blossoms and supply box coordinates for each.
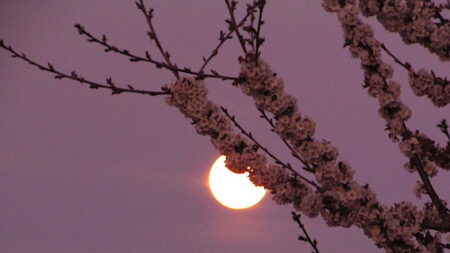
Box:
[358,0,450,61]
[321,0,447,251]
[408,69,450,107]
[239,57,426,251]
[329,0,447,173]
[332,0,449,177]
[163,2,448,251]
[165,77,319,214]
[2,0,449,251]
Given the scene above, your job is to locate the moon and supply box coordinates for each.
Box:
[208,155,266,209]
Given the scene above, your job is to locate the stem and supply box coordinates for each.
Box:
[221,107,319,189]
[291,211,320,253]
[258,109,314,173]
[74,24,240,82]
[0,40,168,97]
[224,0,248,55]
[199,1,259,73]
[411,156,450,221]
[136,0,180,79]
[254,0,266,63]
[381,43,412,72]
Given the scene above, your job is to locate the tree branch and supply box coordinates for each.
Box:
[199,1,259,73]
[224,0,248,55]
[136,0,180,79]
[253,0,266,63]
[74,24,240,82]
[258,108,314,173]
[221,107,319,189]
[291,212,320,253]
[380,43,412,72]
[411,155,450,223]
[0,40,169,97]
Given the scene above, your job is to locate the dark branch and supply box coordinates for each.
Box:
[221,107,319,189]
[411,155,450,223]
[136,0,180,79]
[199,1,259,73]
[224,0,248,55]
[74,24,240,82]
[381,43,412,72]
[437,119,450,142]
[421,219,450,232]
[0,40,169,97]
[258,109,314,173]
[291,212,320,253]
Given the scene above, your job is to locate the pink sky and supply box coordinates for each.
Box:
[1,1,449,252]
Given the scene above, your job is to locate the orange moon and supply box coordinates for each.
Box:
[208,155,266,209]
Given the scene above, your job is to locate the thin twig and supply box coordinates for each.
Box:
[224,0,248,55]
[421,219,450,232]
[381,43,412,72]
[199,1,259,73]
[411,155,450,222]
[424,0,450,25]
[254,0,266,63]
[74,24,240,82]
[437,119,450,142]
[291,212,320,253]
[0,40,169,97]
[258,109,315,173]
[221,107,319,189]
[136,0,179,78]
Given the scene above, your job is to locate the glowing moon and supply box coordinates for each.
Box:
[208,155,266,209]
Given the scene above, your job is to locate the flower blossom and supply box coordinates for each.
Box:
[409,69,450,107]
[320,0,446,251]
[238,55,427,251]
[166,77,317,208]
[359,0,450,61]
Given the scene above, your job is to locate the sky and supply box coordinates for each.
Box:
[0,1,449,252]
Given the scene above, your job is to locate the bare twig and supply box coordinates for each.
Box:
[0,40,169,97]
[74,24,241,82]
[221,107,319,189]
[136,0,179,78]
[254,0,266,63]
[199,1,259,73]
[224,0,248,55]
[381,43,412,72]
[199,31,232,74]
[291,212,320,253]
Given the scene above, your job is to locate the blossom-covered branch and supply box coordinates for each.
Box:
[258,108,315,173]
[221,107,319,188]
[358,0,450,61]
[237,55,424,252]
[380,43,450,107]
[165,77,321,212]
[2,1,450,252]
[322,0,450,249]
